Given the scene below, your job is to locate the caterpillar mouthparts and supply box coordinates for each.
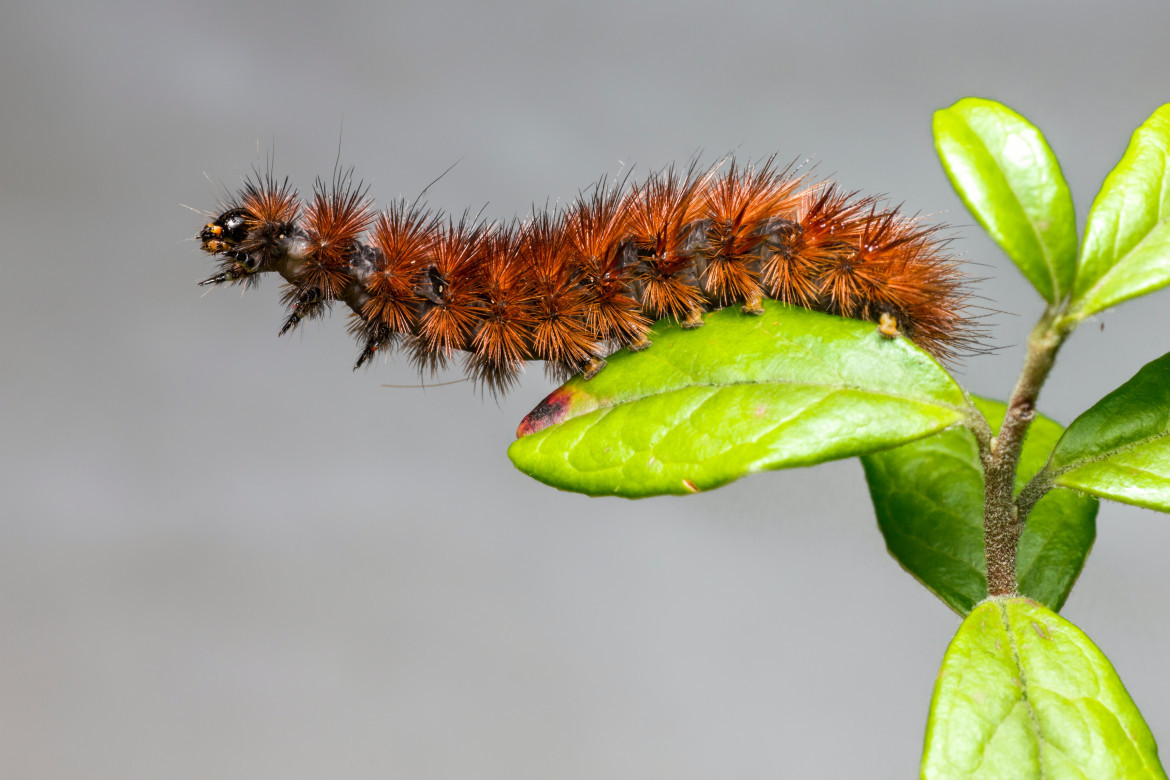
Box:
[196,157,980,393]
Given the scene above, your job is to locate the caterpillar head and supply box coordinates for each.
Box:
[198,208,262,286]
[198,173,302,287]
[200,208,250,253]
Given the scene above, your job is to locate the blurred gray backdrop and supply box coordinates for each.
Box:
[2,0,1169,777]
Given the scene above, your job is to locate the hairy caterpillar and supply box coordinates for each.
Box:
[196,157,980,394]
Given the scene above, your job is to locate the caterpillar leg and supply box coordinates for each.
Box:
[681,307,705,329]
[278,289,323,336]
[740,292,765,315]
[353,325,392,370]
[198,270,235,287]
[878,312,901,339]
[582,357,607,380]
[278,311,301,336]
[627,335,653,352]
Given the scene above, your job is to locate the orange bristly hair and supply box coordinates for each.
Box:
[295,175,376,299]
[196,156,981,394]
[565,178,651,351]
[699,157,805,312]
[350,200,438,367]
[409,215,488,374]
[625,164,712,327]
[466,225,539,392]
[238,173,301,231]
[524,210,597,378]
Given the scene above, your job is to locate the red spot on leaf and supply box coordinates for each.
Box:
[516,388,575,438]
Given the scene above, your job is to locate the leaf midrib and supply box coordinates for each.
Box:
[576,313,963,415]
[1053,428,1170,482]
[562,374,967,425]
[999,602,1047,773]
[961,120,1064,300]
[1072,215,1170,314]
[544,384,963,474]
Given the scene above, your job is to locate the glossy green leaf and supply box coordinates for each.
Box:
[862,397,1096,615]
[1069,104,1170,319]
[923,598,1167,780]
[1050,351,1170,511]
[934,98,1077,303]
[508,302,967,498]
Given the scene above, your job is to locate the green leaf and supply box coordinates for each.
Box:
[862,397,1096,615]
[1049,351,1170,511]
[933,97,1077,304]
[1069,104,1170,319]
[508,302,967,498]
[923,598,1167,780]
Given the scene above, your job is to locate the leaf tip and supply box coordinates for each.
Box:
[517,388,573,438]
[516,385,598,438]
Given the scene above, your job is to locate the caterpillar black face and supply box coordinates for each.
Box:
[198,209,262,286]
[200,208,250,253]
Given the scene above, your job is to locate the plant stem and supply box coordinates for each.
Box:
[1015,468,1054,521]
[965,400,995,469]
[983,309,1069,597]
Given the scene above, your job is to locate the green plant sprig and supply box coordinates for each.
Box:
[509,97,1170,776]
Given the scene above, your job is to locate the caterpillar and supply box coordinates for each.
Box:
[195,157,979,394]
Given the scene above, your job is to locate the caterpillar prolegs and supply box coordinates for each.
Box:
[195,158,980,393]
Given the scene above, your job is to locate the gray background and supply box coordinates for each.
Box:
[2,0,1169,777]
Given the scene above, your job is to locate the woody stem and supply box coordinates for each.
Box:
[982,308,1069,597]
